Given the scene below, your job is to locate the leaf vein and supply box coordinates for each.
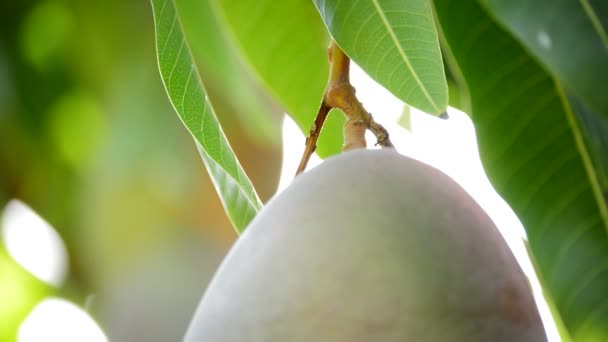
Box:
[369,0,439,112]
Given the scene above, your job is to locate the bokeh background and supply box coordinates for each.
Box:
[0,0,283,340]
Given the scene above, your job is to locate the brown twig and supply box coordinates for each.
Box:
[368,114,394,147]
[295,41,394,175]
[295,100,331,175]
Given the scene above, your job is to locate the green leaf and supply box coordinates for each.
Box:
[570,93,608,198]
[313,0,448,114]
[479,0,608,121]
[174,0,281,145]
[397,104,412,131]
[443,56,468,112]
[211,0,344,157]
[434,0,608,340]
[151,0,263,233]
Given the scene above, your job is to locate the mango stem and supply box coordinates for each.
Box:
[295,41,393,176]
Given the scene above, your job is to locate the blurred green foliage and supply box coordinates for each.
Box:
[0,246,49,340]
[0,0,281,340]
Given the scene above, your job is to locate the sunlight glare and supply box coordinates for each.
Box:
[18,297,108,342]
[1,199,68,287]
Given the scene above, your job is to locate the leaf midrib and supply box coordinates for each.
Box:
[370,0,440,112]
[579,0,608,51]
[556,82,608,235]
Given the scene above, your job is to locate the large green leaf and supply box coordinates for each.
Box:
[569,92,608,206]
[211,0,344,157]
[479,0,608,121]
[151,0,262,233]
[313,0,447,114]
[434,0,608,340]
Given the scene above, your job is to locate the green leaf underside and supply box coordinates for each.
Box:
[151,0,262,233]
[434,1,608,341]
[212,0,342,158]
[174,0,280,145]
[313,0,448,114]
[480,0,608,122]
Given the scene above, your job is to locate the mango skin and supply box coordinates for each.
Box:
[185,149,547,341]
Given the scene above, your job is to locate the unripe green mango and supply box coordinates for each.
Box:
[185,149,547,341]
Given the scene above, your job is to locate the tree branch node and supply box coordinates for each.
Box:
[295,40,394,176]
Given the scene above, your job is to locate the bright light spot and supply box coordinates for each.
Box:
[350,63,404,123]
[18,297,108,342]
[278,62,562,341]
[1,200,68,287]
[537,31,552,50]
[277,115,323,192]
